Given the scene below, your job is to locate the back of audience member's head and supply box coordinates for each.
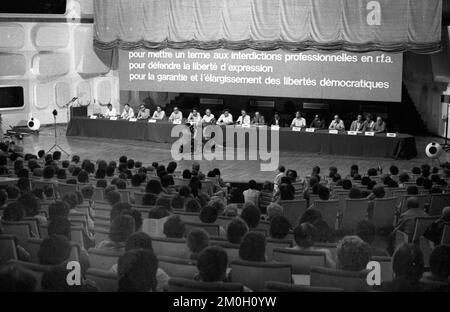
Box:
[121,209,143,231]
[106,190,122,206]
[48,217,71,240]
[429,245,450,280]
[318,186,330,200]
[163,215,185,239]
[355,220,376,245]
[106,165,115,177]
[199,205,218,224]
[187,229,210,259]
[131,174,142,187]
[80,185,94,200]
[110,203,132,222]
[398,172,410,183]
[62,193,78,210]
[147,206,170,220]
[279,183,295,200]
[270,216,291,239]
[226,218,248,244]
[125,232,153,251]
[197,247,228,283]
[348,187,362,199]
[38,235,71,265]
[337,236,371,272]
[48,201,70,220]
[146,179,162,194]
[248,179,258,190]
[422,179,432,190]
[155,196,172,212]
[118,249,158,292]
[312,219,333,243]
[109,215,135,243]
[294,222,317,248]
[299,209,322,226]
[41,265,82,292]
[266,203,283,220]
[185,198,201,213]
[76,170,89,184]
[115,179,127,190]
[223,204,238,217]
[6,186,20,200]
[361,176,371,186]
[372,186,385,199]
[367,168,378,177]
[416,176,425,186]
[406,197,420,210]
[2,202,25,222]
[167,161,177,174]
[392,243,424,283]
[342,179,353,190]
[389,165,399,176]
[0,264,37,292]
[262,181,273,192]
[96,179,107,189]
[239,232,266,262]
[182,169,192,180]
[240,202,261,229]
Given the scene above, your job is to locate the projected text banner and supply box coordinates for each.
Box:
[119,49,403,102]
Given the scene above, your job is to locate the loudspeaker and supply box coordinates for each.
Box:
[425,142,443,159]
[27,117,41,131]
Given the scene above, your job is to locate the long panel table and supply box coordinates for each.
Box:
[66,117,418,159]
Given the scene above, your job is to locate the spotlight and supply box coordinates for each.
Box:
[425,142,443,159]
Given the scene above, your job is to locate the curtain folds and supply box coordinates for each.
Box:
[94,0,442,53]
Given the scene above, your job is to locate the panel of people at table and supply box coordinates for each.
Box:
[102,104,388,133]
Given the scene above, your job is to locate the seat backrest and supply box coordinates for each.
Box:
[118,190,131,204]
[273,248,326,274]
[94,207,111,219]
[157,256,198,279]
[134,192,146,205]
[88,248,123,271]
[8,260,51,291]
[371,197,397,228]
[85,268,118,292]
[210,242,241,263]
[71,226,85,249]
[58,183,78,198]
[174,212,201,224]
[0,221,31,250]
[280,200,307,227]
[442,223,450,246]
[0,234,18,263]
[151,237,189,258]
[341,199,369,231]
[265,281,343,292]
[429,194,450,216]
[266,239,293,261]
[371,256,392,283]
[230,260,292,292]
[92,187,105,202]
[313,200,340,229]
[184,222,220,236]
[94,228,110,245]
[310,267,371,291]
[412,216,439,242]
[27,238,80,264]
[313,243,338,261]
[168,277,244,292]
[22,218,41,238]
[215,216,233,230]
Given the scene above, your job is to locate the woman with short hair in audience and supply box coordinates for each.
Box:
[118,249,159,292]
[199,205,226,236]
[187,228,210,260]
[240,202,261,230]
[38,235,72,266]
[185,198,202,213]
[336,235,371,272]
[291,223,335,268]
[348,187,362,199]
[146,179,163,195]
[269,216,291,240]
[163,215,185,239]
[226,218,249,245]
[96,215,135,251]
[381,243,425,292]
[266,203,283,222]
[0,264,37,292]
[239,232,267,262]
[195,246,229,284]
[18,192,46,225]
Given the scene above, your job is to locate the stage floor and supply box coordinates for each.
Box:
[15,124,450,183]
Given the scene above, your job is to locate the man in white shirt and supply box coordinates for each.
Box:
[217,110,233,125]
[120,104,135,120]
[104,104,117,118]
[290,111,306,128]
[329,115,345,130]
[137,104,151,120]
[236,110,251,126]
[152,105,166,120]
[168,107,183,123]
[252,111,265,126]
[187,108,202,126]
[201,109,215,125]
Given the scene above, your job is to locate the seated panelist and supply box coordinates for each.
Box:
[168,106,183,123]
[121,104,135,120]
[350,114,364,132]
[236,110,251,126]
[362,114,375,132]
[373,116,387,133]
[152,106,166,120]
[137,104,151,120]
[252,112,265,126]
[104,104,117,118]
[270,112,285,127]
[290,111,306,128]
[187,108,202,126]
[201,109,216,125]
[217,109,234,125]
[310,114,326,129]
[328,115,345,131]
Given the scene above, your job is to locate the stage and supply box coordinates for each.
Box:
[14,123,447,183]
[66,117,418,159]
